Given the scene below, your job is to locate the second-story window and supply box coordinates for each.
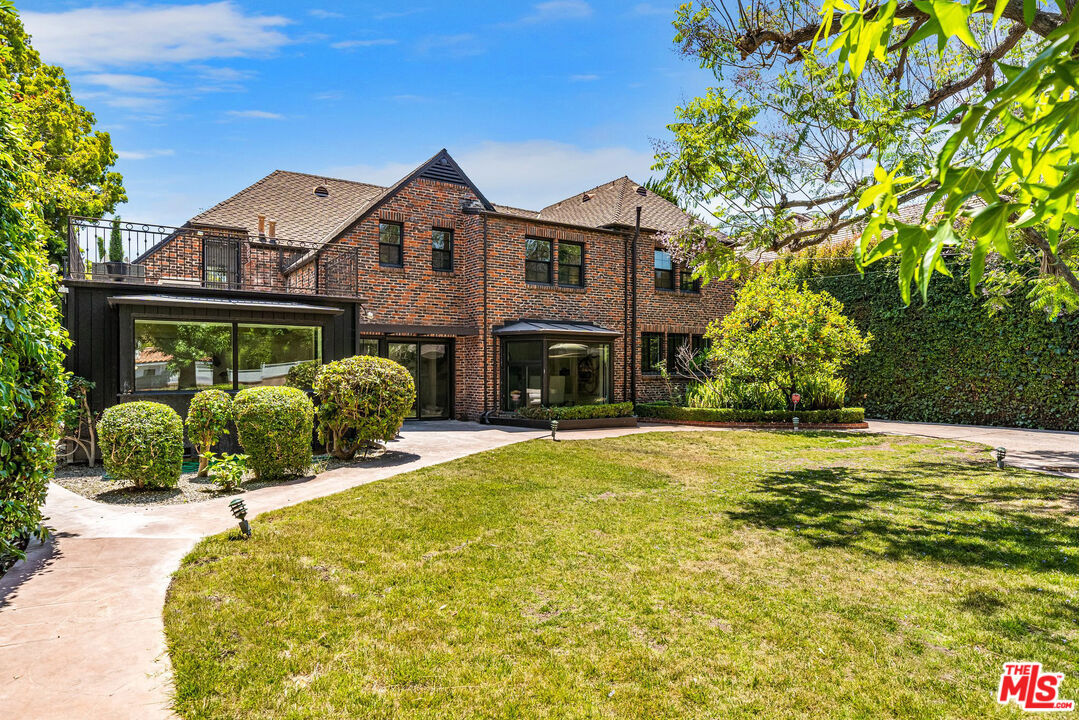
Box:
[680,269,701,293]
[432,228,453,271]
[525,237,552,283]
[655,249,674,290]
[379,221,403,267]
[558,241,584,286]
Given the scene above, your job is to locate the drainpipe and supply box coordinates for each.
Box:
[482,213,489,415]
[631,205,640,404]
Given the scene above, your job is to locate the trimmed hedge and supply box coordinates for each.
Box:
[233,387,315,480]
[518,402,635,421]
[285,360,321,391]
[185,389,231,477]
[97,402,184,488]
[635,403,865,424]
[807,261,1079,430]
[313,355,416,460]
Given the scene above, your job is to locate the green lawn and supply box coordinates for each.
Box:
[163,431,1079,719]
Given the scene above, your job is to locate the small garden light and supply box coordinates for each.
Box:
[792,416,800,431]
[996,446,1007,469]
[229,498,252,538]
[551,420,560,442]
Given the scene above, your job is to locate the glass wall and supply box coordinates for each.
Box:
[133,319,321,392]
[502,337,612,410]
[135,320,233,392]
[237,324,321,387]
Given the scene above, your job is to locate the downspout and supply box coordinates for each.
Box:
[631,206,640,404]
[623,228,629,402]
[482,213,489,414]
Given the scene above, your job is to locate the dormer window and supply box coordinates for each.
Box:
[314,185,329,198]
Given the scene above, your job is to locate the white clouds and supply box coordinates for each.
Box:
[331,39,397,50]
[81,73,169,94]
[225,110,284,120]
[512,1,593,25]
[22,2,290,70]
[117,149,175,161]
[326,140,654,210]
[569,74,600,82]
[416,33,483,57]
[309,9,344,19]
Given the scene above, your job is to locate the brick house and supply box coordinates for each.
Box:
[63,149,735,420]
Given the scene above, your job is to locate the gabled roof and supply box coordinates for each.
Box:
[189,170,384,245]
[534,176,693,233]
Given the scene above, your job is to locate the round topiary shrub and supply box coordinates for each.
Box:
[285,360,321,390]
[232,386,314,480]
[97,402,184,488]
[313,355,416,460]
[185,389,232,477]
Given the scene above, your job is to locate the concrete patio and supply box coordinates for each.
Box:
[1,419,1077,719]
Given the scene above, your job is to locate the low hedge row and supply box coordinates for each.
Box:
[635,403,865,424]
[518,401,635,421]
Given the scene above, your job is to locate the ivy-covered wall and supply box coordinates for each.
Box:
[808,263,1079,430]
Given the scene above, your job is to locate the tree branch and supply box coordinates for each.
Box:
[908,23,1026,111]
[1024,228,1079,296]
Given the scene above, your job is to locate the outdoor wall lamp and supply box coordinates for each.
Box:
[996,446,1007,469]
[551,420,560,442]
[229,498,252,538]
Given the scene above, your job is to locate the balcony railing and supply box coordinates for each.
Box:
[65,217,359,298]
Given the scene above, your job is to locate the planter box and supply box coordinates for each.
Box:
[490,415,638,430]
[91,262,146,283]
[640,417,868,430]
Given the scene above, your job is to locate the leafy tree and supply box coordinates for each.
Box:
[0,7,126,262]
[707,265,871,408]
[186,390,232,477]
[655,0,1078,315]
[0,0,70,565]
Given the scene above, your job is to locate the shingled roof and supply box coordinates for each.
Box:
[189,170,385,245]
[185,154,695,251]
[534,176,692,233]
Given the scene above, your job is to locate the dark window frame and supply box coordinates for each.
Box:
[680,268,701,293]
[667,333,689,373]
[525,236,553,284]
[379,221,404,267]
[501,334,613,410]
[642,332,664,374]
[654,249,674,290]
[431,227,453,272]
[557,241,585,287]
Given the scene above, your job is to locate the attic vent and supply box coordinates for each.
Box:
[582,192,593,202]
[314,185,329,197]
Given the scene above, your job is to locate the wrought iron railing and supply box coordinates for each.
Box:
[66,216,359,297]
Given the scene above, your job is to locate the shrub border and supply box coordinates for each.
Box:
[636,404,866,428]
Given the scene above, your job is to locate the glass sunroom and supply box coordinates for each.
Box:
[495,320,620,412]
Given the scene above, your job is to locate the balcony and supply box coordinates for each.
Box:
[65,217,360,298]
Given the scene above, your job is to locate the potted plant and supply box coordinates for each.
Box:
[104,216,126,276]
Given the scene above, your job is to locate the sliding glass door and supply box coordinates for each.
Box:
[387,340,452,419]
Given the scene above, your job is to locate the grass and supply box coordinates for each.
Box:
[163,431,1079,719]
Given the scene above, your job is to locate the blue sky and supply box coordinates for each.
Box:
[20,1,713,225]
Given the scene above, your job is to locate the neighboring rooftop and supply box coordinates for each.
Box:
[186,152,696,247]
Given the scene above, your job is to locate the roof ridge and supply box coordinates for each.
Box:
[610,176,635,226]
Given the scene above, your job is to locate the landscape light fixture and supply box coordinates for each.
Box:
[551,420,560,442]
[229,498,252,538]
[792,417,800,431]
[995,446,1007,469]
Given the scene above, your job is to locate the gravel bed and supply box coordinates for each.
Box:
[53,449,399,507]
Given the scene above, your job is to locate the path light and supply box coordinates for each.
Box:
[792,416,800,431]
[551,420,560,442]
[229,498,252,538]
[996,446,1007,469]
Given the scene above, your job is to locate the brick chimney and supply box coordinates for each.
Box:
[268,219,277,239]
[257,214,266,236]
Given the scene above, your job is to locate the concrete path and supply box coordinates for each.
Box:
[2,419,1078,719]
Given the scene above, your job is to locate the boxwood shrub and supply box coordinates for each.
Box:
[285,360,321,391]
[97,402,184,488]
[313,355,416,460]
[233,386,315,480]
[185,389,232,477]
[635,403,865,424]
[518,401,634,421]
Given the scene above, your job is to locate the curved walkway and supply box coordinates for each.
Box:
[2,420,1077,719]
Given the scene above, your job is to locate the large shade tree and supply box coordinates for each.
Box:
[656,0,1079,316]
[0,9,126,262]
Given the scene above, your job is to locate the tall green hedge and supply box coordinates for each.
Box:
[808,261,1079,430]
[0,41,69,565]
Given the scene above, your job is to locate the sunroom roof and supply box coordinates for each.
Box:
[492,320,621,338]
[106,294,345,315]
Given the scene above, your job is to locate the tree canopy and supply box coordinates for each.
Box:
[656,0,1078,315]
[0,9,126,261]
